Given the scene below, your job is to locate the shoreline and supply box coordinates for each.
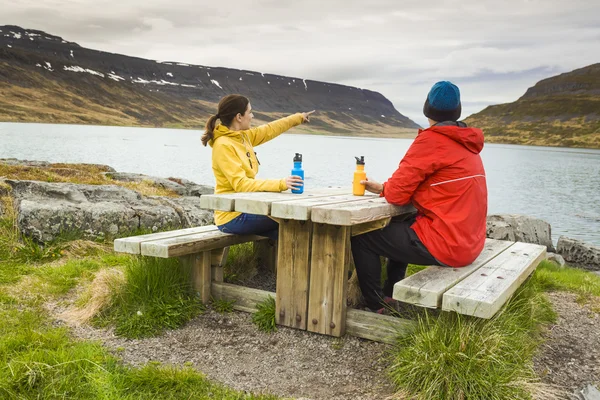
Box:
[2,120,600,149]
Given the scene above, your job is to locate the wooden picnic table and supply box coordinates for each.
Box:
[199,188,415,338]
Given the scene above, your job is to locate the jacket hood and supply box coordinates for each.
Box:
[424,122,484,154]
[209,124,242,147]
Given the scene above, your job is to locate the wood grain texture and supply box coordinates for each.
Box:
[200,187,347,213]
[211,282,274,314]
[210,283,414,343]
[276,219,312,330]
[393,239,515,308]
[141,230,262,258]
[114,225,218,254]
[350,218,391,237]
[188,251,212,303]
[270,194,375,221]
[307,223,351,337]
[442,242,547,318]
[254,240,277,273]
[311,198,415,225]
[346,309,416,344]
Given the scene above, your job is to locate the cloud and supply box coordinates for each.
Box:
[2,0,599,126]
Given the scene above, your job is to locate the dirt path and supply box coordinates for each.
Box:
[50,290,600,400]
[534,292,600,399]
[66,310,395,400]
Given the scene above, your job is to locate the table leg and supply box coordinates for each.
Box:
[307,223,351,337]
[276,219,312,330]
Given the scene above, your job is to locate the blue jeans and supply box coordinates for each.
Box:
[218,213,279,241]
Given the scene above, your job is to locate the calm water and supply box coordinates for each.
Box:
[1,122,599,246]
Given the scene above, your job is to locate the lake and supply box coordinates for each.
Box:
[1,122,599,246]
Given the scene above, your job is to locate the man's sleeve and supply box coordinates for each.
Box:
[382,133,440,205]
[214,144,287,192]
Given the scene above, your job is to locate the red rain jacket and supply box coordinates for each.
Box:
[382,123,488,267]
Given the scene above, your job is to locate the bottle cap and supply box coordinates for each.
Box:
[355,156,365,165]
[294,153,303,162]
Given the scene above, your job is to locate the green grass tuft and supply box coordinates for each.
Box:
[96,256,205,338]
[387,280,556,399]
[532,260,600,297]
[224,242,259,283]
[33,258,104,295]
[0,304,279,399]
[252,296,277,333]
[212,297,235,313]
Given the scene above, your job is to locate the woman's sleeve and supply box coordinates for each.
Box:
[247,113,304,146]
[214,144,288,192]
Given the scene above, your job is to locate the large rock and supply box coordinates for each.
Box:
[104,172,213,197]
[486,214,555,251]
[6,180,213,242]
[556,236,600,271]
[0,158,115,172]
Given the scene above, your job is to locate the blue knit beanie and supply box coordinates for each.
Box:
[423,81,462,122]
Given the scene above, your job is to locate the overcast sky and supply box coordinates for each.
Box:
[3,0,600,126]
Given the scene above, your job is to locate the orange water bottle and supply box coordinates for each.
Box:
[353,156,366,196]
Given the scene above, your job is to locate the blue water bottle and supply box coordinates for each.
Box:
[291,153,304,194]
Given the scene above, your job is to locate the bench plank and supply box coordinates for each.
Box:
[141,230,263,258]
[442,242,546,318]
[311,198,415,226]
[270,194,376,220]
[393,239,515,308]
[113,225,218,254]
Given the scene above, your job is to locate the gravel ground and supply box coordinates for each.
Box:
[534,292,600,399]
[49,287,600,400]
[66,310,395,400]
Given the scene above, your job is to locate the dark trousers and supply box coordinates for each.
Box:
[218,213,279,241]
[350,215,438,310]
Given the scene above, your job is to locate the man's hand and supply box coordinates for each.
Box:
[361,177,383,194]
[301,110,315,123]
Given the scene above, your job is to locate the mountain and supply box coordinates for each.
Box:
[0,25,420,137]
[465,64,600,149]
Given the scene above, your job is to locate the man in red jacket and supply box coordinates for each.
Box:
[351,81,488,313]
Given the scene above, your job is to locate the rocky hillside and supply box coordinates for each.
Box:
[0,25,420,137]
[465,64,600,149]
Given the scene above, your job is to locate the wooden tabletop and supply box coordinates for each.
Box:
[199,188,415,226]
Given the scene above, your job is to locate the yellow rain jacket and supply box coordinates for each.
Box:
[208,113,304,226]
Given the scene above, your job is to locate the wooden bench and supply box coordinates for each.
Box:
[113,225,277,304]
[392,238,547,319]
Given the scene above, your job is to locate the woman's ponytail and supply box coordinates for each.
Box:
[201,114,219,147]
[201,95,249,146]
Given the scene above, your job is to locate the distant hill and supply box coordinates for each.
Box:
[465,64,600,149]
[0,25,420,137]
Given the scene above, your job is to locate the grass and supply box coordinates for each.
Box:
[224,242,259,283]
[2,163,600,399]
[212,297,235,313]
[92,257,205,339]
[252,296,277,333]
[0,225,279,398]
[533,260,600,297]
[386,260,600,399]
[388,281,556,400]
[0,162,179,197]
[0,306,279,399]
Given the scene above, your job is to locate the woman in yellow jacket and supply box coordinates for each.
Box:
[201,94,314,240]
